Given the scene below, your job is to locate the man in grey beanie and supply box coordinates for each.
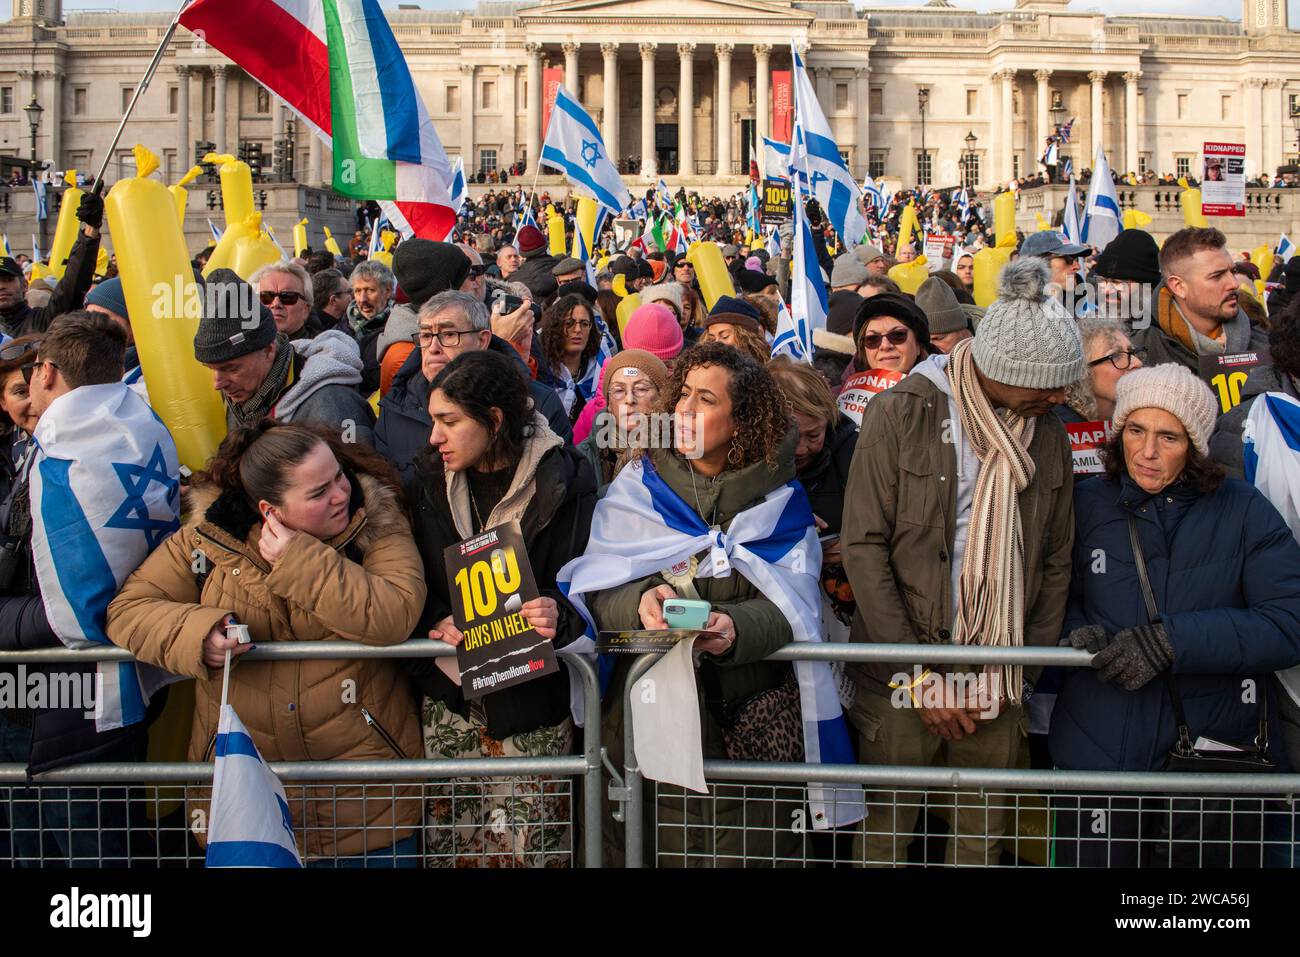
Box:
[842,257,1081,866]
[194,268,375,445]
[915,276,972,355]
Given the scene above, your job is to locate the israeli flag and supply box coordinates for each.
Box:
[656,179,674,211]
[1062,175,1084,247]
[1082,149,1121,251]
[31,234,41,263]
[766,225,781,259]
[788,43,867,248]
[577,207,617,365]
[861,175,886,214]
[629,198,648,221]
[746,183,762,235]
[540,86,631,215]
[265,225,291,262]
[1278,233,1295,262]
[448,156,468,214]
[32,180,47,221]
[368,211,390,258]
[208,218,224,243]
[556,454,862,828]
[205,704,302,868]
[953,186,971,220]
[30,383,183,732]
[762,136,792,182]
[772,191,827,364]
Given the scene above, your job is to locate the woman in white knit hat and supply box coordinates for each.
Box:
[1050,362,1300,867]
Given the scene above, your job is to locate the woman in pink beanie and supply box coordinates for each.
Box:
[622,302,684,365]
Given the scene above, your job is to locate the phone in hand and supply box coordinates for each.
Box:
[662,598,711,631]
[489,287,526,315]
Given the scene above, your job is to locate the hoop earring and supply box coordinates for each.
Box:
[726,440,743,468]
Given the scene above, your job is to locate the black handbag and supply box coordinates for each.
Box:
[1127,514,1274,773]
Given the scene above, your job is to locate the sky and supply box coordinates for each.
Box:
[28,0,1294,21]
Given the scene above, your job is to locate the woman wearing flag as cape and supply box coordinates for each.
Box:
[558,343,858,867]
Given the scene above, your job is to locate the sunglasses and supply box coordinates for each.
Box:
[860,328,912,350]
[259,290,304,306]
[467,265,487,278]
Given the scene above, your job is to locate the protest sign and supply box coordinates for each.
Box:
[923,235,954,271]
[1199,349,1271,414]
[761,178,793,224]
[837,368,905,426]
[596,629,722,654]
[1066,420,1112,475]
[1201,143,1246,218]
[443,520,557,699]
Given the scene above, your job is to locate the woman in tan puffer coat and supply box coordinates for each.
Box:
[106,420,426,866]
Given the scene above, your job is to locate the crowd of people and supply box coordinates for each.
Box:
[0,178,1298,871]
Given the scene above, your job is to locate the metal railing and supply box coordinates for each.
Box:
[0,641,602,869]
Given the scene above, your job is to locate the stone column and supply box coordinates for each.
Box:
[213,64,229,153]
[814,66,831,117]
[308,132,321,187]
[1124,71,1141,175]
[1089,70,1106,164]
[717,43,733,176]
[42,70,62,171]
[1265,77,1286,178]
[460,63,476,174]
[1244,76,1264,180]
[601,43,619,160]
[640,42,657,178]
[678,43,695,176]
[997,69,1014,183]
[563,42,580,97]
[755,44,771,146]
[501,65,517,169]
[177,65,191,169]
[855,67,870,178]
[526,43,542,174]
[1034,69,1052,167]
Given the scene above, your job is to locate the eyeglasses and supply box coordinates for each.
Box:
[608,383,658,402]
[19,358,56,385]
[414,328,480,349]
[1088,347,1145,370]
[860,328,912,350]
[0,340,40,364]
[564,319,593,332]
[259,290,304,306]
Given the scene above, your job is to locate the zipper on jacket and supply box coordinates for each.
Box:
[360,707,406,759]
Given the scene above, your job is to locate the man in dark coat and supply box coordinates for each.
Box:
[510,224,559,302]
[0,191,104,337]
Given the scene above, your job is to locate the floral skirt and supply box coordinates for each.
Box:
[421,697,573,868]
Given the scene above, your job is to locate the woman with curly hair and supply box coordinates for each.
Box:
[1054,318,1144,425]
[537,293,602,422]
[567,343,849,866]
[700,295,771,366]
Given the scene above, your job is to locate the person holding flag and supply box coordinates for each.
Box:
[0,193,103,338]
[1082,149,1122,253]
[539,86,632,219]
[108,420,429,867]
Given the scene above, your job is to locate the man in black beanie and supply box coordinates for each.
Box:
[194,268,375,445]
[1091,228,1161,333]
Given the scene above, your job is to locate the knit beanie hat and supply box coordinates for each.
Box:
[831,254,870,289]
[193,268,277,363]
[1092,229,1162,285]
[601,348,670,400]
[736,269,777,294]
[86,276,129,322]
[640,281,686,318]
[393,239,470,309]
[623,303,684,361]
[708,295,762,326]
[649,259,667,282]
[744,256,763,272]
[972,258,1084,389]
[1112,363,1218,456]
[915,276,967,336]
[854,244,885,267]
[853,292,930,350]
[516,224,546,256]
[556,280,598,305]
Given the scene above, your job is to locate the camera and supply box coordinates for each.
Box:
[489,287,526,315]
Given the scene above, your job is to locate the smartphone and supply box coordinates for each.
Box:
[662,598,711,631]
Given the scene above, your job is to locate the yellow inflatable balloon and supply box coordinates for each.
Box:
[887,255,930,296]
[685,241,735,311]
[896,202,921,255]
[94,247,110,279]
[229,214,283,280]
[105,145,226,473]
[572,197,599,259]
[546,205,567,256]
[381,229,398,252]
[203,153,254,229]
[323,226,343,258]
[615,292,642,339]
[371,250,393,268]
[1123,208,1153,231]
[972,245,1014,308]
[169,165,204,231]
[1180,188,1209,228]
[202,215,257,278]
[1034,213,1052,232]
[29,262,53,284]
[1250,243,1274,281]
[993,191,1017,249]
[292,218,309,258]
[48,170,84,280]
[611,273,629,298]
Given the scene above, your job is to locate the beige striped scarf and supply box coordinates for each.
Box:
[945,339,1036,705]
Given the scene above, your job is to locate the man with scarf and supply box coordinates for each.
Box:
[194,269,375,446]
[347,259,398,395]
[1132,226,1269,376]
[842,258,1081,867]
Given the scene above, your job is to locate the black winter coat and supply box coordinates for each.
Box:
[0,230,101,337]
[512,252,560,302]
[404,442,597,739]
[797,415,856,534]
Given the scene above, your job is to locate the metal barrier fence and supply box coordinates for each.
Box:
[3,642,1299,867]
[615,645,1300,868]
[0,641,602,868]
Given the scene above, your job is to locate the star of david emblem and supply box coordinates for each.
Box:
[581,139,601,169]
[104,443,180,550]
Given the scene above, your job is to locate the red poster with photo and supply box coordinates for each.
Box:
[771,71,793,144]
[1066,420,1112,475]
[837,368,904,426]
[542,67,564,138]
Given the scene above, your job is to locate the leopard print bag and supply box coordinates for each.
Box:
[713,671,805,763]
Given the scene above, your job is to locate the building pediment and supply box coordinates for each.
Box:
[520,0,813,24]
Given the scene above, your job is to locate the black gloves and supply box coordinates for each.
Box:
[76,191,104,229]
[1092,623,1174,691]
[1061,624,1110,654]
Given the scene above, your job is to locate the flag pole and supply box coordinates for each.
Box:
[90,0,193,196]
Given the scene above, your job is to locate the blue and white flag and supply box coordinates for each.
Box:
[540,86,631,215]
[1062,156,1074,179]
[367,211,390,259]
[205,704,302,868]
[576,207,617,365]
[448,156,468,214]
[0,235,11,260]
[629,197,648,221]
[1082,149,1121,251]
[265,225,290,262]
[1277,233,1295,262]
[765,225,781,259]
[208,218,224,243]
[746,183,762,235]
[861,175,887,215]
[772,191,828,363]
[556,454,862,828]
[952,186,971,220]
[31,234,40,263]
[788,43,867,248]
[29,383,182,731]
[32,180,47,221]
[656,179,674,212]
[1062,175,1084,247]
[762,136,792,182]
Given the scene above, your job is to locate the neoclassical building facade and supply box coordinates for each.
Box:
[2,0,1300,193]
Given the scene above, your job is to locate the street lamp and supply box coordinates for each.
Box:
[1049,93,1066,184]
[24,94,43,167]
[917,87,930,187]
[962,130,978,190]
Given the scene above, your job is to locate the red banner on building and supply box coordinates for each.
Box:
[542,68,564,138]
[771,70,793,144]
